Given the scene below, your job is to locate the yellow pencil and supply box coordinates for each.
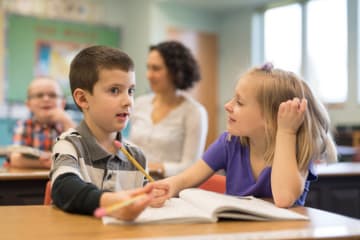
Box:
[94,194,147,218]
[114,140,155,182]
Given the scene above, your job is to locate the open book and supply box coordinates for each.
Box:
[102,188,308,225]
[0,145,41,158]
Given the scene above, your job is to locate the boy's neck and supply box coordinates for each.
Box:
[84,119,118,154]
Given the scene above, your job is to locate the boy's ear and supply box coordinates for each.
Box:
[73,88,89,110]
[25,98,31,109]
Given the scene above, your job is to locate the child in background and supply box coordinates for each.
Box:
[50,45,168,220]
[159,63,337,208]
[8,77,76,169]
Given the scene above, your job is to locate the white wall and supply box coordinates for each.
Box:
[218,8,255,132]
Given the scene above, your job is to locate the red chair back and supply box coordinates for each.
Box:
[198,174,226,193]
[43,180,52,205]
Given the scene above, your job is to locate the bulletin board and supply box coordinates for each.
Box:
[5,14,120,102]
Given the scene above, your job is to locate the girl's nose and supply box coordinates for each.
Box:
[224,100,232,112]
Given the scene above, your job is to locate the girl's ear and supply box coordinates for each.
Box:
[73,88,89,111]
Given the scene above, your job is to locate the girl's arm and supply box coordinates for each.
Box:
[271,98,307,208]
[164,159,214,198]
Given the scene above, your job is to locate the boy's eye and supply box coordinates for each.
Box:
[110,87,120,94]
[128,87,135,96]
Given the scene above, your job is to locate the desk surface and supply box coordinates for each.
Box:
[1,205,359,240]
[0,167,49,180]
[315,162,360,177]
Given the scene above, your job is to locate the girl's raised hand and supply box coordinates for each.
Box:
[277,98,307,135]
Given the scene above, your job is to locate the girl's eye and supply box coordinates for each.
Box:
[128,87,135,96]
[235,99,243,106]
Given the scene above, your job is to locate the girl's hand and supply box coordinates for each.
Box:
[148,181,170,208]
[277,98,307,135]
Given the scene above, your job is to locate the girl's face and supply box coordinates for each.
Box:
[82,68,135,137]
[146,50,175,93]
[224,75,265,138]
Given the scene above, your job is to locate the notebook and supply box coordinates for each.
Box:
[102,188,308,225]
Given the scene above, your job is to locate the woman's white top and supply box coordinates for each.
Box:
[129,92,208,177]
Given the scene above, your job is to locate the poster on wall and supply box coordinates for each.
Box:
[35,41,87,96]
[6,14,120,103]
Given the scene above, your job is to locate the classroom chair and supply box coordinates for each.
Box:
[43,180,52,205]
[198,174,226,193]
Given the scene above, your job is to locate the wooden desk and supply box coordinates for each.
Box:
[0,205,359,240]
[0,167,49,205]
[306,162,360,219]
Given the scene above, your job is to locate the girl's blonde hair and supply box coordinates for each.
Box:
[239,65,337,171]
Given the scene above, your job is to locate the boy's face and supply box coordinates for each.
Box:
[83,68,135,135]
[26,78,65,124]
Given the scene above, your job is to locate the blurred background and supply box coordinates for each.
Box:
[0,0,357,162]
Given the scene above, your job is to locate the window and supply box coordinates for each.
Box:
[264,0,348,104]
[264,4,302,74]
[306,0,347,103]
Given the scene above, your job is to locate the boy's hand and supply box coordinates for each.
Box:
[100,184,154,221]
[47,108,75,130]
[277,98,307,135]
[148,181,170,208]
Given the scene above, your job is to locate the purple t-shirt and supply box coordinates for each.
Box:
[203,132,317,206]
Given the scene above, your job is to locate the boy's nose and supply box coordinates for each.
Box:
[122,94,133,106]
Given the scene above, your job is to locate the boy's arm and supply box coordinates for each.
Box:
[52,173,158,220]
[48,108,76,130]
[52,173,102,215]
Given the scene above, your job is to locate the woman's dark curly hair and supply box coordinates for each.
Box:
[149,41,201,90]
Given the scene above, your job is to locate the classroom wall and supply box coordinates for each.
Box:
[217,8,256,132]
[104,0,152,96]
[1,0,360,137]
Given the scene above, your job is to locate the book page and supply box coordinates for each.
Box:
[0,145,41,158]
[179,188,308,221]
[102,197,216,225]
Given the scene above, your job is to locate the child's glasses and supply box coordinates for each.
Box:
[28,92,63,100]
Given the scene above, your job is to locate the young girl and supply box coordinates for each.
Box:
[160,63,337,208]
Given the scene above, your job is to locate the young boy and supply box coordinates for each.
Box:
[8,77,76,169]
[50,45,169,220]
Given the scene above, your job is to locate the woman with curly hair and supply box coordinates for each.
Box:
[129,41,208,178]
